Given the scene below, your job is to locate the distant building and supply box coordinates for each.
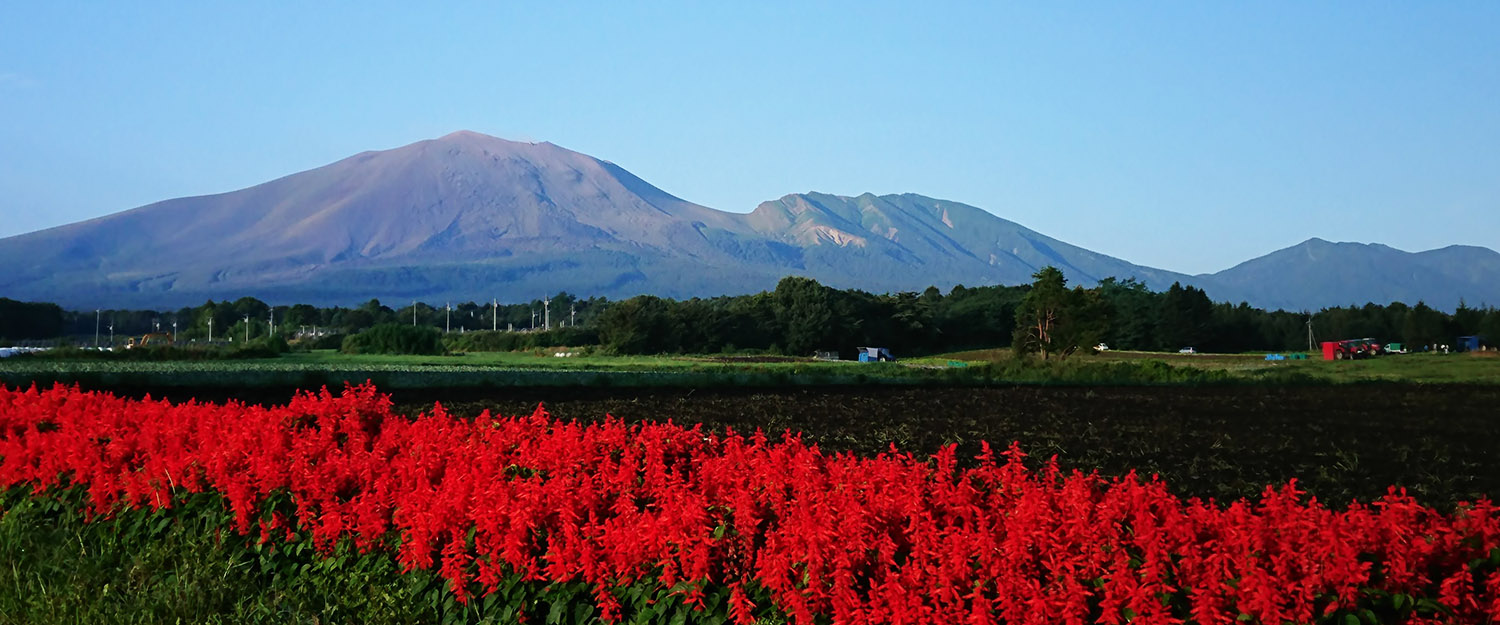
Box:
[1455,336,1491,352]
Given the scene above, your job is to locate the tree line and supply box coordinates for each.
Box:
[595,273,1499,357]
[4,271,1498,355]
[1012,268,1500,358]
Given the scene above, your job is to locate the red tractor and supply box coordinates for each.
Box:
[1321,338,1383,361]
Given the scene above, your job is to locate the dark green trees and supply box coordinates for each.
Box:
[772,277,835,356]
[0,298,64,341]
[339,324,444,355]
[1402,302,1446,348]
[596,296,682,354]
[1012,267,1109,359]
[1157,282,1215,350]
[1480,309,1500,343]
[1096,278,1158,350]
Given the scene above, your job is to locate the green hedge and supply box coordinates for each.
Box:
[341,324,445,356]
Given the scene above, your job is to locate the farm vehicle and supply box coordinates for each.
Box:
[1320,338,1384,361]
[126,332,174,349]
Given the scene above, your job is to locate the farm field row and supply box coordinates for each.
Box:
[0,353,946,390]
[393,383,1500,509]
[942,348,1500,383]
[17,380,1499,510]
[2,348,1497,388]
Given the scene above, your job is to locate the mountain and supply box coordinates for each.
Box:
[0,131,1493,311]
[1199,238,1500,311]
[0,132,1189,308]
[743,192,1192,293]
[0,132,794,307]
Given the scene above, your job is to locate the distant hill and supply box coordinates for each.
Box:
[0,131,1494,311]
[1199,238,1500,311]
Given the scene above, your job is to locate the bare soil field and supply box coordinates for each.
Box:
[88,382,1500,509]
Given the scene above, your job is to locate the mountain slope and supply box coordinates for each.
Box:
[0,132,1188,308]
[1,131,1492,311]
[1199,239,1500,311]
[0,132,806,306]
[746,192,1192,292]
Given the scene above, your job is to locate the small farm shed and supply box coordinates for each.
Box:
[1456,336,1489,352]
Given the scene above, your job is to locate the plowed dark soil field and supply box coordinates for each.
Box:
[411,384,1500,509]
[86,383,1500,509]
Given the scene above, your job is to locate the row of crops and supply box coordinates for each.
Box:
[2,383,1499,623]
[0,358,958,391]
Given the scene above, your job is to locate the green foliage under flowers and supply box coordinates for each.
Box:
[4,482,1495,623]
[0,486,786,625]
[341,324,446,356]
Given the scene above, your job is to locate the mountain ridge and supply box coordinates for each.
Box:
[0,131,1494,311]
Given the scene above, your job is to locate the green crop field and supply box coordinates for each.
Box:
[0,350,955,391]
[940,347,1500,384]
[3,347,1497,390]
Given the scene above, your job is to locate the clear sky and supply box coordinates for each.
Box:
[2,3,1496,275]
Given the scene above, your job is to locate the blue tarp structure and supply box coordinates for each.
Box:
[1456,336,1488,352]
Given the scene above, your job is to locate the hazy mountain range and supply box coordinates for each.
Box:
[1,131,1496,311]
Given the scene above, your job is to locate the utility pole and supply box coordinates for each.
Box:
[172,321,177,344]
[208,317,213,343]
[94,310,100,348]
[108,323,114,348]
[412,301,417,327]
[445,303,451,333]
[1306,317,1315,352]
[543,296,551,331]
[269,310,274,337]
[244,314,250,343]
[570,303,576,328]
[492,298,498,332]
[530,309,536,331]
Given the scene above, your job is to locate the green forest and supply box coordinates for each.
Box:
[4,270,1498,357]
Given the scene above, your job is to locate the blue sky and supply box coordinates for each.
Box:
[2,3,1496,274]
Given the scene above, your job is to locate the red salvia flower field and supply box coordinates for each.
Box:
[1,382,1497,624]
